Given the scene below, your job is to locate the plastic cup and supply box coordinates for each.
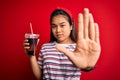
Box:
[25,33,39,55]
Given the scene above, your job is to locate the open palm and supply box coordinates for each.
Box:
[56,8,101,69]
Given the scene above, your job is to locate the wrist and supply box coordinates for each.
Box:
[29,55,36,60]
[81,66,96,72]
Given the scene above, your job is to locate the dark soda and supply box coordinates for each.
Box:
[27,38,38,55]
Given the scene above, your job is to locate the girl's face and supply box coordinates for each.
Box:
[51,15,72,43]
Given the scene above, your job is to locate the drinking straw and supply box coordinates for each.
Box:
[30,22,35,54]
[30,22,33,34]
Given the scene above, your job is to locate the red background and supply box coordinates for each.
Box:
[0,0,120,80]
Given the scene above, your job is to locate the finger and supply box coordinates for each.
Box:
[24,39,28,42]
[55,45,75,58]
[94,23,100,43]
[23,43,29,46]
[89,13,95,40]
[83,8,89,39]
[55,45,85,68]
[24,46,30,49]
[78,13,83,40]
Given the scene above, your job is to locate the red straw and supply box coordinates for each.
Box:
[30,22,33,34]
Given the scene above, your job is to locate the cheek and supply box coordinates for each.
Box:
[63,28,71,36]
[52,29,56,35]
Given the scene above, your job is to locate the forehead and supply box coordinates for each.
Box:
[51,15,68,24]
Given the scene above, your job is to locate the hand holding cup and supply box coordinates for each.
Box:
[24,33,39,55]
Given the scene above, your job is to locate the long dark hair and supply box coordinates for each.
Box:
[50,8,77,42]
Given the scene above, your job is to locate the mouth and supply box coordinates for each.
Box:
[56,34,63,38]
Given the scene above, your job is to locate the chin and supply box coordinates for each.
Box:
[57,39,65,43]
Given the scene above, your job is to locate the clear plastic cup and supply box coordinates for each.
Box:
[25,33,39,55]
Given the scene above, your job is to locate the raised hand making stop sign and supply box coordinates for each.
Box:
[56,8,101,71]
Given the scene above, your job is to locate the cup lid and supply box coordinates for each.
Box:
[25,33,39,38]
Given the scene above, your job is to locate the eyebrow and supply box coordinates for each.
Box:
[51,22,66,25]
[60,22,66,24]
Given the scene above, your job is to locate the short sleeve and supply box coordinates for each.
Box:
[37,44,45,69]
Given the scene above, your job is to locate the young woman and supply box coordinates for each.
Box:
[24,8,101,80]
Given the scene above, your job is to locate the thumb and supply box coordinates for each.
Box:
[55,45,74,58]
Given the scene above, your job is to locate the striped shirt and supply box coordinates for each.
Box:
[38,42,81,80]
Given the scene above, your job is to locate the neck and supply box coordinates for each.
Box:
[57,38,74,44]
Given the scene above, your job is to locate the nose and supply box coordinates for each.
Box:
[56,26,61,33]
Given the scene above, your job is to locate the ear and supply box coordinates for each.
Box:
[70,25,73,30]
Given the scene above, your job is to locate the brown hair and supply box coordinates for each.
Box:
[50,8,77,42]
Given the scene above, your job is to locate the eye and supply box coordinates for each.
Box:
[51,25,57,29]
[60,25,65,28]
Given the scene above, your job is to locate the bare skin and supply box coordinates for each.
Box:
[56,8,101,69]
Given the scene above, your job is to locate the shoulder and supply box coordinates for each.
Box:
[40,42,57,53]
[41,42,56,49]
[57,43,76,48]
[41,42,76,50]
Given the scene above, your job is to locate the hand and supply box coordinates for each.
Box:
[23,39,30,53]
[56,8,101,69]
[23,38,39,56]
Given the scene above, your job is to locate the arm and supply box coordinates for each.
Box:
[56,8,101,71]
[23,39,42,79]
[29,56,42,80]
